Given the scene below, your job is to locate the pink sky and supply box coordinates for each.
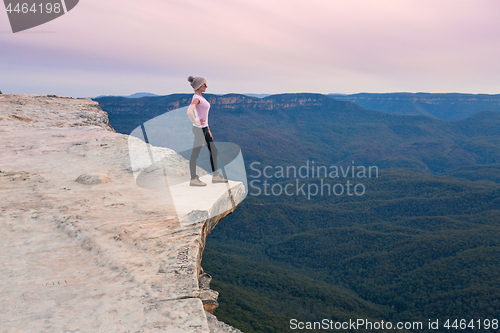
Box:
[1,0,500,97]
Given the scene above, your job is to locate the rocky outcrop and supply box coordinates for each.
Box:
[0,94,244,332]
[206,93,328,110]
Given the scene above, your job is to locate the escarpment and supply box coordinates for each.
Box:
[0,94,244,332]
[95,92,331,118]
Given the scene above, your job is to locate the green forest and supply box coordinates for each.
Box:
[204,169,500,332]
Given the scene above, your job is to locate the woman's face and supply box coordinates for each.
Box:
[197,82,207,93]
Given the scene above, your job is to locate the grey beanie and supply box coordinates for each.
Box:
[188,76,206,91]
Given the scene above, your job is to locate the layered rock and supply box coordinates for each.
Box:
[96,92,329,117]
[0,94,244,332]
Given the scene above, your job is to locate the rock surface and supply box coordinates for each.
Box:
[0,94,245,332]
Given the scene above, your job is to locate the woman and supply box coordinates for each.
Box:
[186,76,228,186]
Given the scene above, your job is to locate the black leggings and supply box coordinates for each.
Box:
[190,126,218,179]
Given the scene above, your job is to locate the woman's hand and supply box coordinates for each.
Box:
[193,118,205,126]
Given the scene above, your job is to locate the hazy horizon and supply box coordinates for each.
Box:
[86,91,500,100]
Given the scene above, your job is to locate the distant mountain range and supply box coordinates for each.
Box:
[94,92,500,121]
[94,92,500,174]
[93,92,271,99]
[93,92,160,99]
[329,92,500,121]
[243,93,271,98]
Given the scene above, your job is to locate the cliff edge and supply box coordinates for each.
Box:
[0,94,244,332]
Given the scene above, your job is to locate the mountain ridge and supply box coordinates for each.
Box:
[329,92,500,120]
[95,93,500,175]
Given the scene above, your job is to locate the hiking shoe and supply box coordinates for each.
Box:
[212,172,228,183]
[190,176,207,186]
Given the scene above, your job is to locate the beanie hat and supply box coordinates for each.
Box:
[188,76,206,91]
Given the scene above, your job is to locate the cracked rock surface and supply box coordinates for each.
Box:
[0,94,245,333]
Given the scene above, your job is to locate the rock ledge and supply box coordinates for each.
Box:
[0,94,244,332]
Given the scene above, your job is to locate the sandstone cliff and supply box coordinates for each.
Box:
[0,94,244,332]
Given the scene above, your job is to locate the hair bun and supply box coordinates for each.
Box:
[187,76,195,83]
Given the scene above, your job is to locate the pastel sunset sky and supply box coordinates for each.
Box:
[1,0,499,97]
